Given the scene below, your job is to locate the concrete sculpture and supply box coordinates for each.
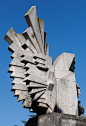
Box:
[4,6,84,116]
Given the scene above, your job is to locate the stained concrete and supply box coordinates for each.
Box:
[53,53,78,116]
[26,112,86,126]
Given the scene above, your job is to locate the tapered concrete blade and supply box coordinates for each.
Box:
[38,18,44,47]
[24,6,44,54]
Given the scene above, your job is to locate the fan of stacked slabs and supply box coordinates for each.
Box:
[4,6,56,115]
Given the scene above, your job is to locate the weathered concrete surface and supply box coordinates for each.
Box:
[26,112,86,126]
[53,53,78,116]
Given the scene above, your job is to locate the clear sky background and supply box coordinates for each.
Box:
[0,0,86,125]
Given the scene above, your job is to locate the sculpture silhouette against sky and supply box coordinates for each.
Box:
[4,6,84,116]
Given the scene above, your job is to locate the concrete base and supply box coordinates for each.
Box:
[25,112,86,126]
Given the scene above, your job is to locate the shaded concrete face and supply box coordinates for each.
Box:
[26,113,86,126]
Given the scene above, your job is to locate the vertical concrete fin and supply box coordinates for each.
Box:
[38,18,44,48]
[44,32,47,54]
[46,44,49,55]
[24,6,44,54]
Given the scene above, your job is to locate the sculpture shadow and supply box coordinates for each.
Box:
[54,104,62,113]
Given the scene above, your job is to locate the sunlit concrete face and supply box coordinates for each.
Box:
[53,53,78,115]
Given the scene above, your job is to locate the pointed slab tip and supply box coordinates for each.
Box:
[24,6,36,27]
[4,27,15,45]
[21,96,32,108]
[25,6,36,16]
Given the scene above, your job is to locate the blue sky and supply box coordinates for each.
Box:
[0,0,86,125]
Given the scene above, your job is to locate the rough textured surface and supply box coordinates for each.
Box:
[26,112,86,126]
[53,53,78,115]
[5,6,84,116]
[4,6,55,114]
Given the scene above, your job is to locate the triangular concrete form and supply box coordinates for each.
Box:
[53,52,75,71]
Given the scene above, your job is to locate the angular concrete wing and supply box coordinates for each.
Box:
[4,6,55,115]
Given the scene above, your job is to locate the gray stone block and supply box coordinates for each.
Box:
[26,112,86,126]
